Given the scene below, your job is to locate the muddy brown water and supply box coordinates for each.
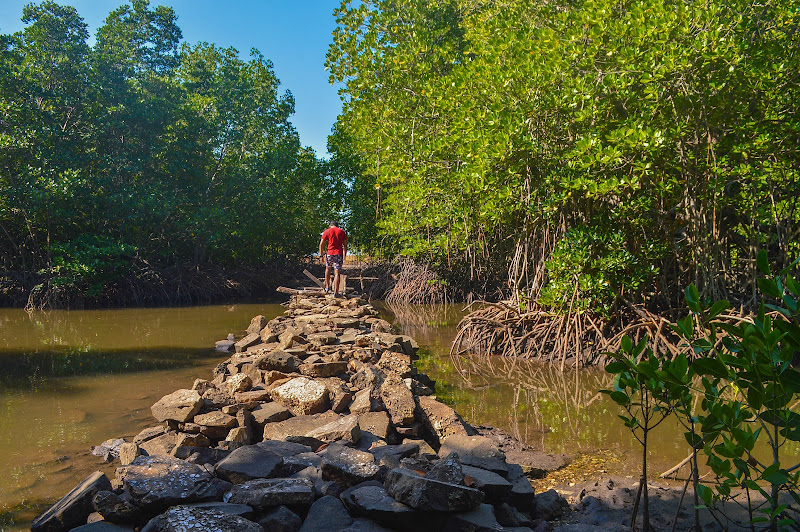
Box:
[2,302,797,530]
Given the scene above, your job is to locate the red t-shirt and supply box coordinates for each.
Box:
[321,226,347,255]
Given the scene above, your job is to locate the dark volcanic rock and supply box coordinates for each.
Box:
[340,483,422,530]
[461,465,512,503]
[92,490,140,524]
[69,523,135,531]
[225,478,315,510]
[427,452,465,485]
[384,467,484,512]
[507,463,537,513]
[115,456,230,513]
[256,349,299,372]
[140,505,261,532]
[439,435,508,477]
[214,445,283,483]
[257,505,303,532]
[442,503,504,531]
[31,471,112,532]
[299,495,354,531]
[535,489,570,521]
[369,442,420,464]
[321,443,380,487]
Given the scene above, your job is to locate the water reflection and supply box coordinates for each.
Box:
[0,303,285,531]
[383,303,704,473]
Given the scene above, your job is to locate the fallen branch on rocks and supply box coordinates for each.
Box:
[32,293,570,532]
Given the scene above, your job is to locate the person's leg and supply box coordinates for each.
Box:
[324,255,332,291]
[332,255,343,295]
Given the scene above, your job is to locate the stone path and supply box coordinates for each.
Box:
[33,294,572,532]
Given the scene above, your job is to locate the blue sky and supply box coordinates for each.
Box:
[0,0,343,157]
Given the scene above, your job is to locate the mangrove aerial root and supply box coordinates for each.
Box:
[450,301,689,368]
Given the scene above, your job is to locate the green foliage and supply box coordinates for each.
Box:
[0,1,340,306]
[605,251,800,529]
[328,0,800,308]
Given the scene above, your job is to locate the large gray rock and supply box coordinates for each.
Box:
[257,505,302,532]
[115,456,230,512]
[380,379,416,426]
[256,439,314,457]
[340,483,422,530]
[31,471,112,532]
[416,396,474,445]
[133,426,168,445]
[439,435,508,477]
[251,402,292,427]
[350,366,384,391]
[358,411,395,443]
[375,351,413,378]
[140,505,261,532]
[535,489,570,521]
[271,377,330,415]
[224,373,252,395]
[442,503,504,531]
[350,387,383,415]
[91,438,126,462]
[321,443,380,487]
[150,389,203,423]
[461,465,512,503]
[235,332,262,353]
[324,378,354,413]
[247,315,269,335]
[262,411,339,441]
[193,411,237,439]
[69,523,135,531]
[369,443,420,465]
[92,490,140,524]
[384,467,484,512]
[215,445,283,484]
[225,478,315,510]
[507,463,536,512]
[299,495,353,531]
[118,442,141,466]
[256,350,299,372]
[138,432,179,457]
[427,452,465,485]
[305,413,361,444]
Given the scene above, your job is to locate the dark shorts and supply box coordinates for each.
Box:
[326,254,343,270]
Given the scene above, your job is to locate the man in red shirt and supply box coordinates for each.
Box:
[319,221,348,296]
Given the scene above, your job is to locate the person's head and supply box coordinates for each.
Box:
[329,220,339,227]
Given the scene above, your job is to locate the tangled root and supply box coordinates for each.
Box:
[450,300,689,368]
[386,260,450,305]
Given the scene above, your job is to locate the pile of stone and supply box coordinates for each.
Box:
[33,294,569,532]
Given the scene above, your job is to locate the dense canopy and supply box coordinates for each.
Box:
[0,0,340,307]
[328,0,800,311]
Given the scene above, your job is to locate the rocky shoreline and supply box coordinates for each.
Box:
[31,293,575,532]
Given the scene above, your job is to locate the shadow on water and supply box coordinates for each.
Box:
[0,347,217,391]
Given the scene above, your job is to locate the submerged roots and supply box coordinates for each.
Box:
[450,300,689,368]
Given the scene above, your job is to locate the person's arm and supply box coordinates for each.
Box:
[319,237,326,263]
[342,236,347,261]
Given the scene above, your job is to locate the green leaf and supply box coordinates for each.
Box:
[690,358,729,379]
[756,250,770,275]
[758,278,782,299]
